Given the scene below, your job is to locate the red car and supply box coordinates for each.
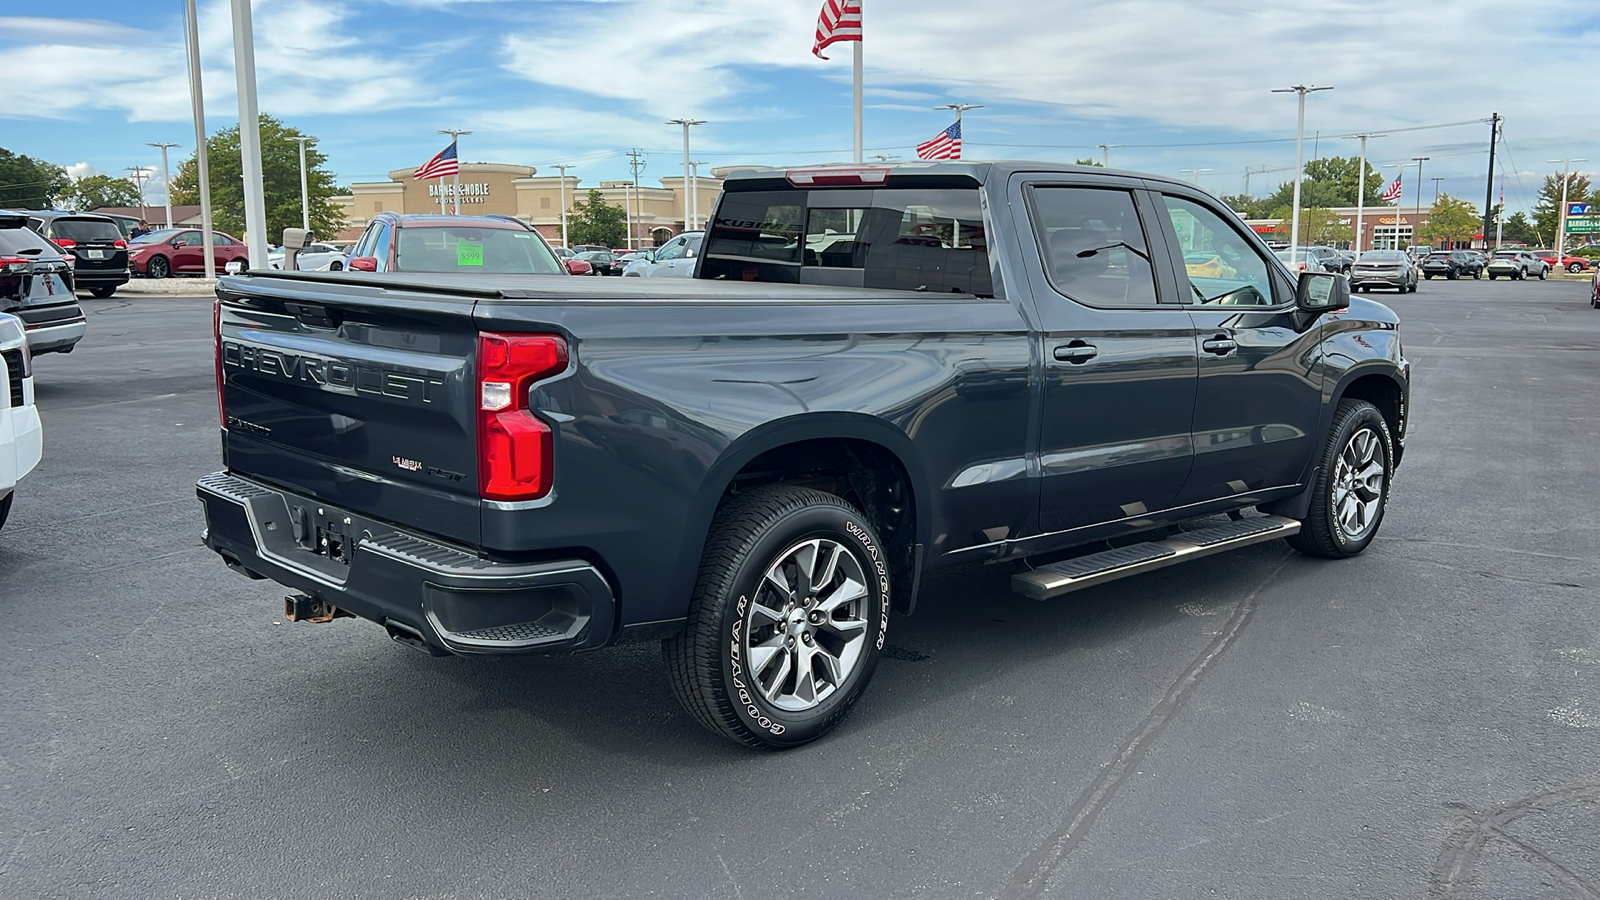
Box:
[1530,249,1591,273]
[344,213,568,276]
[128,228,250,278]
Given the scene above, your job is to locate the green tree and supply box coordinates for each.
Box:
[1073,157,1105,168]
[1500,211,1538,245]
[170,116,344,243]
[1219,193,1268,218]
[1531,171,1593,246]
[566,189,626,248]
[0,147,71,209]
[1415,193,1480,246]
[1269,205,1352,246]
[1260,156,1387,213]
[68,174,140,212]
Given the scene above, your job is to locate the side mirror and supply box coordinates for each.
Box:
[644,250,657,262]
[1295,271,1349,313]
[347,256,378,272]
[171,239,187,248]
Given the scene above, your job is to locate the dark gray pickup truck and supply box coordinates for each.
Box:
[198,162,1409,749]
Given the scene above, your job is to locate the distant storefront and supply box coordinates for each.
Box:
[331,162,727,247]
[1244,205,1439,251]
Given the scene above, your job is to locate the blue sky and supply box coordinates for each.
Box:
[4,0,1598,215]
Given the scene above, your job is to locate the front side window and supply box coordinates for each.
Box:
[1031,186,1158,308]
[1160,194,1276,306]
[654,235,689,261]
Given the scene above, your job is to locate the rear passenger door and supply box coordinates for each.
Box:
[1013,176,1201,533]
[1149,188,1324,507]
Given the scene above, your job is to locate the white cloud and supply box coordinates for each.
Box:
[63,162,103,180]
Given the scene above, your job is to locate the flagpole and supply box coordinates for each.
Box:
[852,41,863,163]
[438,129,471,214]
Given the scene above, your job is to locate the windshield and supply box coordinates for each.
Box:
[131,229,184,244]
[51,218,124,242]
[1358,251,1406,262]
[394,226,562,275]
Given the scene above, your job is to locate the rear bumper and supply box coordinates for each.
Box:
[0,404,44,493]
[22,314,86,355]
[196,471,616,656]
[73,269,130,289]
[1351,273,1408,287]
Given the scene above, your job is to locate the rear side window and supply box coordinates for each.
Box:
[0,226,56,255]
[701,188,992,295]
[49,218,123,242]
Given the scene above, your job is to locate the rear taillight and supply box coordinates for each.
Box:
[214,297,224,427]
[0,256,29,274]
[52,239,76,249]
[477,332,568,501]
[113,239,127,249]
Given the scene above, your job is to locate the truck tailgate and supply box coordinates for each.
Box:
[217,277,483,546]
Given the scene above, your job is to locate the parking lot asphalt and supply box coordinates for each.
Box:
[3,281,1597,899]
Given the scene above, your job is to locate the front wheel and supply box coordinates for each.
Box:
[329,261,343,271]
[664,484,891,750]
[1287,399,1394,559]
[1473,269,1482,279]
[1538,267,1548,280]
[1568,262,1584,274]
[146,255,170,279]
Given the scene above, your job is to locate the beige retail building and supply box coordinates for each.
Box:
[331,162,730,248]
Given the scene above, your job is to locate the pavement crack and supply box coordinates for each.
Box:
[998,553,1293,899]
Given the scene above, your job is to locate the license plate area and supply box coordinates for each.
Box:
[86,249,104,259]
[289,504,357,567]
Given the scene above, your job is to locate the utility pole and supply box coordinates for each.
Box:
[147,142,179,227]
[1546,157,1587,266]
[1344,133,1384,254]
[554,163,574,248]
[1097,143,1122,167]
[626,149,647,249]
[437,129,471,214]
[1412,157,1430,248]
[936,103,983,155]
[1432,177,1445,204]
[1272,84,1334,266]
[184,0,214,279]
[1179,168,1212,185]
[667,119,706,234]
[1482,112,1500,251]
[688,160,709,230]
[125,166,150,220]
[230,0,268,267]
[290,135,313,230]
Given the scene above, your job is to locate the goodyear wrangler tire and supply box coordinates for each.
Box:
[664,484,890,749]
[1286,399,1393,560]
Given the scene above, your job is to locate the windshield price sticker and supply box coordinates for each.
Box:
[457,242,484,267]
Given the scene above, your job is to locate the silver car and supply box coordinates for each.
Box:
[622,231,704,277]
[1486,250,1549,281]
[1349,250,1418,294]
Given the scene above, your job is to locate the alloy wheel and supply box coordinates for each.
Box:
[740,538,872,712]
[1332,427,1385,542]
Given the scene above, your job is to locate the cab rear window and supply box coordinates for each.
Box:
[701,187,992,296]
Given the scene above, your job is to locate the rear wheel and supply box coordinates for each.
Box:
[329,261,343,271]
[1424,273,1434,280]
[1488,273,1497,280]
[1287,399,1393,559]
[664,484,891,750]
[1473,268,1482,279]
[146,255,170,279]
[1568,262,1584,273]
[89,286,116,298]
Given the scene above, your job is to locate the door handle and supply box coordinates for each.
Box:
[1201,336,1237,356]
[1054,342,1098,363]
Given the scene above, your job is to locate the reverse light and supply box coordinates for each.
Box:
[785,166,891,186]
[477,332,568,501]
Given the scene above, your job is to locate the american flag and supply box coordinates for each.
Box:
[916,120,961,160]
[812,0,862,59]
[414,141,459,180]
[1381,174,1403,203]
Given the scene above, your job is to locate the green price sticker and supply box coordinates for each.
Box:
[457,242,484,267]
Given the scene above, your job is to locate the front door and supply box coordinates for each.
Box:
[1018,179,1200,533]
[1151,190,1324,506]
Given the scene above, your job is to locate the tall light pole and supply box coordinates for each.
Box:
[1272,84,1333,267]
[125,166,150,221]
[230,0,269,267]
[935,103,983,154]
[1547,157,1587,264]
[184,0,215,279]
[666,119,705,234]
[626,149,646,249]
[1344,133,1384,254]
[290,135,313,231]
[147,142,179,227]
[1412,157,1430,248]
[437,129,472,214]
[1431,176,1445,204]
[689,160,709,230]
[554,163,574,248]
[1179,168,1212,185]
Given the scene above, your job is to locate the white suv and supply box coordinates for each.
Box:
[0,313,43,531]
